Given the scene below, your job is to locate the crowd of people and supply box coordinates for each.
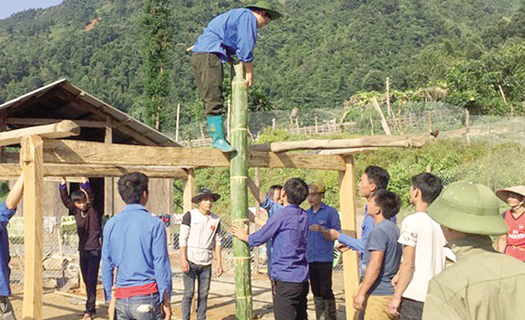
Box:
[0,166,523,320]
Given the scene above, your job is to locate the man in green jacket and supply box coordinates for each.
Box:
[423,181,525,320]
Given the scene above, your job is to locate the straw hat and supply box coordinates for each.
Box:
[246,1,282,20]
[309,182,326,193]
[427,181,508,235]
[495,186,525,202]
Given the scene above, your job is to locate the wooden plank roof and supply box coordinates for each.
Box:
[0,79,181,147]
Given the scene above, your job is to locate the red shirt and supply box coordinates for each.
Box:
[504,210,525,262]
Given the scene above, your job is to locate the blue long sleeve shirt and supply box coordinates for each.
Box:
[307,203,341,263]
[193,8,258,62]
[260,196,282,217]
[248,204,309,283]
[101,204,172,302]
[0,202,16,296]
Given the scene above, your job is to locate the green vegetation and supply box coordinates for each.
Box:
[2,0,525,139]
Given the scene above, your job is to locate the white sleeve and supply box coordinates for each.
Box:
[398,218,417,247]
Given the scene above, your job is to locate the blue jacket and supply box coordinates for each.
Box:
[193,8,258,62]
[0,202,16,296]
[248,204,309,283]
[307,203,341,263]
[101,204,172,302]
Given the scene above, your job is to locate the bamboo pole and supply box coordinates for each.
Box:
[230,62,252,320]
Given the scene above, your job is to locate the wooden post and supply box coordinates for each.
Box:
[176,103,181,142]
[465,108,470,144]
[339,155,359,320]
[105,116,114,217]
[370,115,374,136]
[231,62,252,320]
[427,111,433,133]
[397,101,404,134]
[21,135,44,320]
[183,169,195,213]
[371,98,391,135]
[271,118,276,131]
[315,116,319,133]
[253,167,261,274]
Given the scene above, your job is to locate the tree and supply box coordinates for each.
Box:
[142,0,172,130]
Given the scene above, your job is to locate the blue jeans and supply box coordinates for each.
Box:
[115,293,163,320]
[182,262,211,320]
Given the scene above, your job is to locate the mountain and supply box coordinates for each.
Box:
[0,0,522,132]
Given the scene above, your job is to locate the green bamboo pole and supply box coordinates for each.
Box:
[230,62,252,320]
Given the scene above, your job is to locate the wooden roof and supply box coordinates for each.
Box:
[0,79,181,146]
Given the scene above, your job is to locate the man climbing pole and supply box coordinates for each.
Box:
[189,1,281,152]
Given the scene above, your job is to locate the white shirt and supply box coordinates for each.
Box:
[180,208,221,266]
[398,212,446,302]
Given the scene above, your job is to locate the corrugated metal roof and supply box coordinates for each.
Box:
[0,79,182,147]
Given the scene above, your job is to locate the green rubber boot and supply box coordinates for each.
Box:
[207,115,235,152]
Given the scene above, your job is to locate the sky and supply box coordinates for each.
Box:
[0,0,64,20]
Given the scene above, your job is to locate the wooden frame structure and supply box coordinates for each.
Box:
[2,79,434,320]
[4,122,430,319]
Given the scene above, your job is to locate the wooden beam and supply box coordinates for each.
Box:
[183,168,195,213]
[0,163,188,179]
[105,116,114,216]
[339,155,359,320]
[317,147,378,155]
[21,135,44,320]
[0,120,80,147]
[6,118,106,128]
[251,135,432,153]
[42,139,348,171]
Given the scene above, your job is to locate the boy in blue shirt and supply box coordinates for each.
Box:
[190,1,281,152]
[0,174,24,320]
[306,182,340,320]
[232,178,309,320]
[355,189,402,320]
[101,173,172,320]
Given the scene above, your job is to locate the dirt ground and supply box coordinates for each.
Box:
[9,272,347,320]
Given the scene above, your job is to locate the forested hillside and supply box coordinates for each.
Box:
[1,0,524,132]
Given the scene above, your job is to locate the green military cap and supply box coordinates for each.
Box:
[0,181,9,203]
[246,1,282,20]
[427,181,508,235]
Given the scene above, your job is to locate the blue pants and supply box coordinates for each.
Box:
[182,262,211,320]
[115,293,163,320]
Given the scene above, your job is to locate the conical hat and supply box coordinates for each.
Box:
[496,186,525,202]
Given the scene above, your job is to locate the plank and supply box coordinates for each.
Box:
[21,135,44,320]
[0,120,80,147]
[42,139,348,171]
[339,156,359,320]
